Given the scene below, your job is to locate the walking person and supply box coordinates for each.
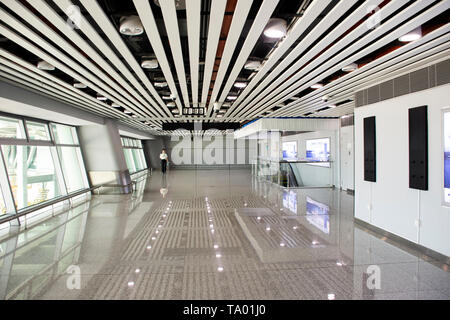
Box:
[160,148,169,174]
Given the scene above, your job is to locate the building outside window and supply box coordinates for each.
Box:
[0,114,89,216]
[121,137,147,174]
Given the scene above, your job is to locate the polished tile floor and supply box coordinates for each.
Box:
[0,169,449,300]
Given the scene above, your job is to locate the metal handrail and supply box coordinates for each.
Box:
[0,170,150,225]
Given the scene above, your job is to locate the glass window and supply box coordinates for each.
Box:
[26,121,50,141]
[0,116,26,139]
[57,147,87,193]
[137,140,142,148]
[0,188,6,215]
[51,123,78,145]
[124,148,136,173]
[1,145,62,210]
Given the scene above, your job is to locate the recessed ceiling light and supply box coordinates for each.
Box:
[73,82,87,89]
[167,102,176,107]
[162,96,172,100]
[398,26,422,42]
[227,96,237,101]
[155,81,168,88]
[37,60,55,71]
[141,59,159,69]
[96,94,107,101]
[342,63,358,72]
[328,293,335,300]
[216,114,223,118]
[264,18,287,39]
[124,110,132,114]
[119,15,144,36]
[234,82,247,88]
[311,83,323,89]
[111,103,120,108]
[172,109,179,114]
[244,60,262,71]
[329,104,336,108]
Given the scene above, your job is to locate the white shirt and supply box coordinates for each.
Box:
[160,153,168,160]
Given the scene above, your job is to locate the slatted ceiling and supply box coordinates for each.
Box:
[275,26,450,118]
[0,1,448,130]
[282,26,450,114]
[243,0,447,119]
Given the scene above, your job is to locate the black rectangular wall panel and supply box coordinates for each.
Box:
[364,117,376,182]
[409,106,428,190]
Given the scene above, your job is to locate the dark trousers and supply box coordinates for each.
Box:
[161,159,167,173]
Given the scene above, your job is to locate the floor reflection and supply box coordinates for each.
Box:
[0,170,449,300]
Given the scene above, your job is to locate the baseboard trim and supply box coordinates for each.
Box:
[354,217,450,268]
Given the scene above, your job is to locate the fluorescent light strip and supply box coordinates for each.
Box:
[35,0,171,120]
[244,0,434,118]
[201,0,227,106]
[209,0,280,118]
[206,0,253,112]
[186,0,201,108]
[133,0,184,115]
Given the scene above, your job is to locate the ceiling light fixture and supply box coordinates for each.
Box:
[398,26,422,42]
[141,59,159,69]
[329,104,337,108]
[234,82,247,89]
[155,82,168,88]
[73,82,87,89]
[244,60,262,71]
[264,18,287,39]
[342,63,358,72]
[311,83,324,89]
[37,60,55,71]
[227,96,238,101]
[154,0,186,10]
[111,103,120,108]
[96,94,107,101]
[124,110,132,114]
[119,15,144,36]
[167,102,176,107]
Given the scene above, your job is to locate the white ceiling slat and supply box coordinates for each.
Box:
[200,0,227,107]
[245,0,440,118]
[276,27,450,117]
[186,0,202,108]
[2,0,162,121]
[209,0,280,118]
[225,0,336,117]
[231,0,384,119]
[33,0,171,121]
[132,0,183,114]
[73,0,174,120]
[159,0,191,109]
[206,0,253,112]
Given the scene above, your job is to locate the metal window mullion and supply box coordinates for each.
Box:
[50,146,69,199]
[0,145,17,215]
[75,147,90,190]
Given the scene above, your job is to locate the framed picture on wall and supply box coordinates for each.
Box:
[282,141,297,160]
[443,111,450,205]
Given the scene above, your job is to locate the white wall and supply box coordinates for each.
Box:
[355,84,450,257]
[340,125,354,191]
[282,130,339,187]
